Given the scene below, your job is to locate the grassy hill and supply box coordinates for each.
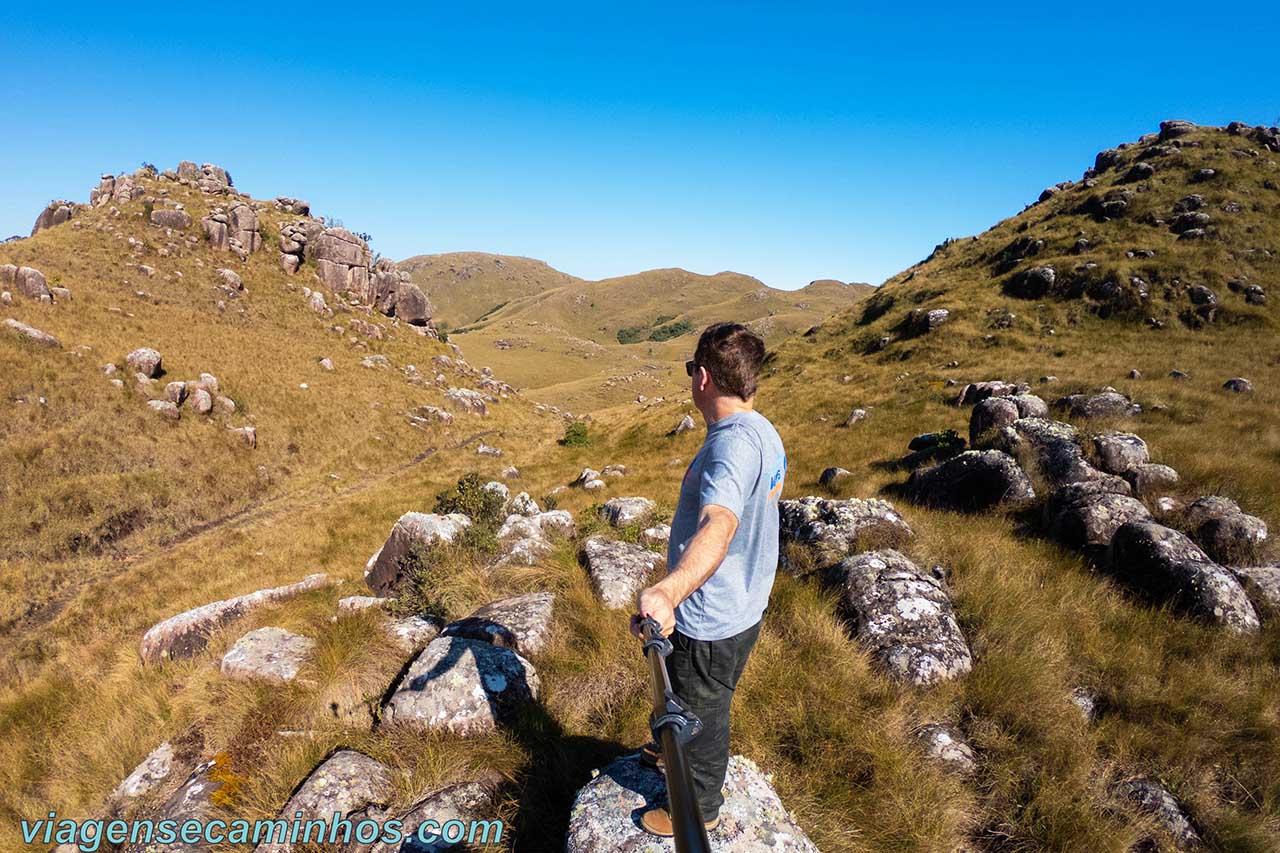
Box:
[402,257,872,411]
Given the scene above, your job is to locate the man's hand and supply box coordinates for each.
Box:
[632,586,677,637]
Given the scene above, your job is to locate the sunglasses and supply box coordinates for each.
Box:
[685,360,698,377]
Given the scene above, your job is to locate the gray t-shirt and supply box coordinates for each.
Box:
[668,409,787,641]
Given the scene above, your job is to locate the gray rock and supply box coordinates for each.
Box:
[393,281,432,325]
[1115,777,1202,850]
[365,512,471,596]
[1230,565,1280,615]
[1070,688,1099,721]
[147,399,181,420]
[843,407,868,427]
[779,496,914,566]
[382,636,539,736]
[220,626,315,684]
[5,264,51,299]
[1223,377,1254,393]
[1183,496,1268,564]
[969,397,1019,445]
[216,267,243,290]
[566,754,818,852]
[1057,390,1140,419]
[31,199,77,235]
[5,318,61,347]
[819,466,852,488]
[1125,463,1180,497]
[990,418,1110,487]
[386,616,443,656]
[580,536,663,609]
[1092,432,1149,475]
[255,750,395,853]
[126,347,163,378]
[368,777,503,853]
[906,307,950,335]
[444,387,487,416]
[123,758,228,853]
[113,741,177,803]
[956,379,1030,405]
[829,550,972,685]
[906,449,1036,512]
[1005,265,1057,298]
[600,496,656,527]
[639,524,671,546]
[149,209,191,230]
[139,573,328,663]
[165,380,188,406]
[441,592,555,656]
[672,413,697,435]
[189,387,213,415]
[1048,489,1152,550]
[571,467,601,487]
[510,492,540,516]
[916,723,976,774]
[229,425,256,447]
[1107,522,1259,633]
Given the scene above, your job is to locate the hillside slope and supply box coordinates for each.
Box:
[397,251,582,328]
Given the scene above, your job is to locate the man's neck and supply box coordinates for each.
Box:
[699,395,754,426]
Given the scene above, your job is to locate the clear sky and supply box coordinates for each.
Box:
[2,3,1274,288]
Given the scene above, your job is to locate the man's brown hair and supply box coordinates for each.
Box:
[693,322,766,401]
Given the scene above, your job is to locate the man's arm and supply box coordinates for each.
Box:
[632,504,739,637]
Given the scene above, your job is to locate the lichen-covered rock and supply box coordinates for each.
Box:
[906,450,1036,513]
[956,379,1030,406]
[566,754,818,852]
[4,318,61,348]
[1183,496,1268,564]
[255,750,395,853]
[1230,565,1280,615]
[828,550,972,685]
[1107,522,1259,633]
[1056,390,1140,419]
[147,399,181,420]
[1092,432,1149,475]
[915,724,976,774]
[113,742,177,803]
[444,387,487,416]
[510,492,540,516]
[493,510,573,566]
[600,496,656,527]
[1048,489,1152,550]
[220,627,314,684]
[123,757,228,853]
[139,573,328,663]
[382,636,539,736]
[580,536,664,609]
[969,397,1019,445]
[126,347,163,378]
[365,512,471,595]
[779,497,914,566]
[1115,777,1202,850]
[441,592,555,656]
[990,418,1111,487]
[640,524,672,546]
[1222,377,1254,394]
[368,777,503,853]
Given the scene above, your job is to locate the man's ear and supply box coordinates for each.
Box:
[698,366,712,392]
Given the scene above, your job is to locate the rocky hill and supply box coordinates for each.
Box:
[2,120,1279,853]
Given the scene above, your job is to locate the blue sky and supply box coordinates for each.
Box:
[2,3,1274,288]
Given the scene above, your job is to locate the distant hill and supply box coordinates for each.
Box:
[401,254,872,410]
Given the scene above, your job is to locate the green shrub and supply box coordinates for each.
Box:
[432,473,506,527]
[560,421,591,447]
[617,326,646,344]
[648,319,695,342]
[387,542,451,622]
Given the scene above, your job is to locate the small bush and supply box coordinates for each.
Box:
[433,472,506,527]
[560,421,591,447]
[648,319,694,342]
[388,541,452,621]
[617,326,646,344]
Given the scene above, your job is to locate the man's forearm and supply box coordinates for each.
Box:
[654,507,738,605]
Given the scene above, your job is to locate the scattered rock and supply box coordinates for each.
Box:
[220,627,315,684]
[1092,432,1149,475]
[365,512,472,595]
[4,318,60,347]
[843,407,868,427]
[147,399,181,420]
[126,347,163,378]
[113,742,177,803]
[956,380,1029,406]
[1183,496,1268,564]
[779,497,914,566]
[639,524,671,546]
[670,413,697,435]
[819,467,852,488]
[580,536,663,609]
[1048,487,1152,551]
[441,592,556,656]
[1125,463,1180,497]
[990,418,1110,487]
[1222,377,1253,394]
[1115,777,1202,850]
[906,449,1036,512]
[600,496,656,527]
[1056,390,1140,419]
[228,425,255,447]
[915,723,976,774]
[255,750,395,853]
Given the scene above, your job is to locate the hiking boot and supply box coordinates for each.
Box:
[639,806,719,837]
[639,741,664,770]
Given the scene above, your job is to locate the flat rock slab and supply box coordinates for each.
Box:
[581,536,664,609]
[220,627,315,684]
[830,550,972,686]
[255,749,395,853]
[382,636,539,736]
[140,573,328,663]
[365,512,471,595]
[601,496,657,527]
[779,497,914,566]
[442,592,555,656]
[566,754,818,852]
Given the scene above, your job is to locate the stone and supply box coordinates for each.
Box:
[1183,496,1268,564]
[508,492,539,517]
[393,281,432,325]
[501,465,521,480]
[600,496,656,527]
[1222,377,1253,394]
[1115,777,1202,850]
[126,347,163,378]
[969,397,1019,445]
[1107,522,1259,633]
[571,467,601,487]
[1048,489,1152,550]
[445,387,488,415]
[441,592,556,656]
[122,758,228,853]
[916,723,976,774]
[991,418,1111,487]
[147,399,181,420]
[1005,265,1057,298]
[906,450,1036,512]
[828,550,972,685]
[31,199,77,235]
[843,407,868,427]
[368,777,502,853]
[906,307,950,335]
[4,318,60,347]
[639,524,671,546]
[956,380,1029,406]
[580,536,664,608]
[365,512,472,596]
[566,754,817,853]
[113,742,176,803]
[139,573,329,664]
[149,209,191,230]
[382,636,539,736]
[1057,390,1140,419]
[1124,162,1155,182]
[219,626,315,684]
[385,616,443,656]
[215,268,243,290]
[671,413,697,435]
[255,750,395,853]
[1125,463,1180,497]
[229,425,255,447]
[1070,688,1099,721]
[1230,566,1280,614]
[1092,432,1149,475]
[189,388,213,415]
[307,227,371,296]
[165,380,188,406]
[476,443,502,457]
[6,265,51,300]
[483,480,510,503]
[819,466,852,488]
[601,463,628,478]
[779,497,914,566]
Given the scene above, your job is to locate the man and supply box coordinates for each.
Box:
[630,321,787,837]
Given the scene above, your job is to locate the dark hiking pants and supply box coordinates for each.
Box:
[665,619,763,821]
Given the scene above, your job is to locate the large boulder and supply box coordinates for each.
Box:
[779,497,914,566]
[307,227,372,297]
[1056,391,1140,419]
[365,512,471,595]
[906,449,1036,512]
[382,636,540,736]
[969,397,1019,445]
[393,281,432,325]
[254,750,395,853]
[1092,432,1149,475]
[441,592,556,656]
[566,754,818,852]
[3,264,51,299]
[956,380,1030,406]
[4,318,61,348]
[991,418,1112,487]
[31,200,77,235]
[1183,496,1268,564]
[150,209,192,230]
[368,777,503,853]
[828,550,973,685]
[126,347,163,378]
[1047,485,1152,551]
[220,627,315,684]
[139,573,328,663]
[600,496,656,527]
[1107,522,1259,633]
[580,536,663,608]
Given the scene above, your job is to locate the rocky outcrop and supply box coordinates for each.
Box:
[220,627,314,684]
[278,220,322,274]
[444,387,488,416]
[365,512,471,596]
[566,754,818,852]
[580,536,663,608]
[441,592,555,656]
[139,573,328,663]
[1107,521,1259,633]
[779,497,914,565]
[31,200,78,235]
[2,264,51,300]
[1055,390,1140,419]
[1092,432,1149,475]
[1183,496,1268,564]
[307,227,371,296]
[4,318,61,347]
[600,496,656,527]
[202,202,260,259]
[956,380,1029,406]
[255,750,395,853]
[989,418,1112,487]
[1047,484,1152,551]
[149,208,192,230]
[382,636,540,736]
[828,550,972,685]
[906,449,1036,512]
